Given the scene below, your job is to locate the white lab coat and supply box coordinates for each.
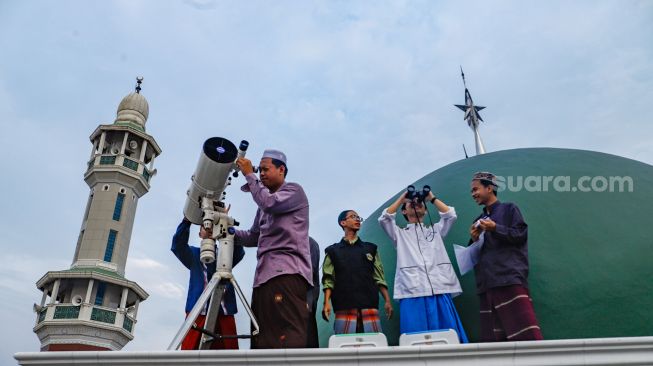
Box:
[378,207,462,299]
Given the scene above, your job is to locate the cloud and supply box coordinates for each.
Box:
[128,257,166,270]
[183,0,218,11]
[0,254,68,298]
[149,282,186,299]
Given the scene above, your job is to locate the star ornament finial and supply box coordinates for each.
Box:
[135,76,143,94]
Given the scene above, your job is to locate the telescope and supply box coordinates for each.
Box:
[183,137,248,223]
[170,136,259,350]
[184,137,249,264]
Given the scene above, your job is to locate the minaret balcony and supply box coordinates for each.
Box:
[84,154,155,197]
[35,302,137,335]
[87,154,152,182]
[34,269,148,347]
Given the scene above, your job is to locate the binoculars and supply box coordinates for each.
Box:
[406,185,431,203]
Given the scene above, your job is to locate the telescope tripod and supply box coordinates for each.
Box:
[168,269,259,350]
[168,204,260,350]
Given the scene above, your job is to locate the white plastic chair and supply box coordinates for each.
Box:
[328,333,388,348]
[399,329,460,346]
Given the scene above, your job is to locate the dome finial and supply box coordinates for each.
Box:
[114,77,149,128]
[135,76,143,94]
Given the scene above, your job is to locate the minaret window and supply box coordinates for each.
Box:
[94,282,106,306]
[142,168,151,182]
[100,155,116,165]
[123,158,138,171]
[113,193,125,221]
[104,230,118,262]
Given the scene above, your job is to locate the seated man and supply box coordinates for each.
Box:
[322,210,393,334]
[171,217,245,349]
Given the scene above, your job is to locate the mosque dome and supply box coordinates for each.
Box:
[318,148,653,345]
[114,91,149,128]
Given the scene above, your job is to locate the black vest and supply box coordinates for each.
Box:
[325,239,379,311]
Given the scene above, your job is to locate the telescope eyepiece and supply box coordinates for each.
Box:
[239,140,250,151]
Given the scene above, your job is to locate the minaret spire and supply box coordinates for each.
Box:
[135,76,143,94]
[454,67,487,155]
[460,66,467,88]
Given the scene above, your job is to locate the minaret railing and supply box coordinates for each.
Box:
[37,302,136,335]
[87,154,152,185]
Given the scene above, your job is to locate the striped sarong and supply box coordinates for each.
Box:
[334,308,381,334]
[479,285,543,341]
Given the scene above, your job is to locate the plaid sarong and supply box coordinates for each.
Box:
[479,285,543,341]
[334,308,382,334]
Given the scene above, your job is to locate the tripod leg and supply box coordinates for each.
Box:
[229,277,260,336]
[198,281,227,350]
[167,274,223,350]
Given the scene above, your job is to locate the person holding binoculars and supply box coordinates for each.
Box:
[378,185,468,343]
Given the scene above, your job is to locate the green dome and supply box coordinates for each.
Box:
[318,148,653,345]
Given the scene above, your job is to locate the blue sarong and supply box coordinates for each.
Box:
[399,294,469,343]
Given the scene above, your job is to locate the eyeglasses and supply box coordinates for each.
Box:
[346,215,363,222]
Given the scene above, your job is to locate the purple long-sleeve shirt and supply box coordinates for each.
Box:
[234,173,312,288]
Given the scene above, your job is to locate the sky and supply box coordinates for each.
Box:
[1,0,652,363]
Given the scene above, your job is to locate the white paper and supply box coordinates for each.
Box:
[454,232,484,275]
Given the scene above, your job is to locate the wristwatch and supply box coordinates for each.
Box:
[430,196,437,204]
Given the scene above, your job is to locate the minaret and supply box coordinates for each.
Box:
[455,67,487,155]
[32,78,161,351]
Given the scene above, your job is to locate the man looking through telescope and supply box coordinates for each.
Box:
[234,150,312,349]
[171,217,246,349]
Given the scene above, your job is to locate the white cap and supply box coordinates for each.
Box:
[262,149,287,165]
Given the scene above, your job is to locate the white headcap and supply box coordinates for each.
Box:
[262,149,287,165]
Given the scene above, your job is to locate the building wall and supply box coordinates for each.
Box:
[73,182,138,275]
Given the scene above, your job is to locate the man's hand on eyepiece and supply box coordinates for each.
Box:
[236,157,254,175]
